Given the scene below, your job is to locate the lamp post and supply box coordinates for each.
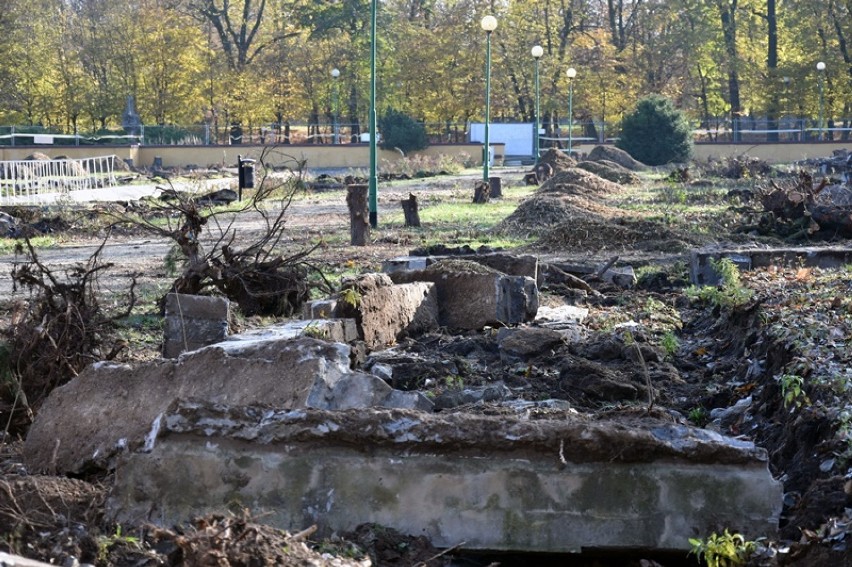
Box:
[816,61,826,141]
[331,68,340,144]
[368,0,378,227]
[566,67,576,156]
[481,15,497,183]
[531,45,543,164]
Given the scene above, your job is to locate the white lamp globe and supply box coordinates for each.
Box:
[481,15,497,32]
[566,67,577,79]
[531,45,544,59]
[816,61,826,71]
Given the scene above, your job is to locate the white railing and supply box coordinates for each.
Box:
[0,155,119,205]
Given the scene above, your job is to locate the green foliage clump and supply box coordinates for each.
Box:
[617,95,693,166]
[689,530,757,567]
[378,108,429,155]
[686,258,753,309]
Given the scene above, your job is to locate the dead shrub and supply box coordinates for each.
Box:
[111,148,330,317]
[2,237,135,434]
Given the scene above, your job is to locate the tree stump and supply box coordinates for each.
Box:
[488,176,503,198]
[535,162,554,184]
[401,193,421,227]
[473,181,490,204]
[346,184,370,246]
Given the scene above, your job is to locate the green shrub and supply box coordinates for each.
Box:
[378,109,429,155]
[617,95,692,166]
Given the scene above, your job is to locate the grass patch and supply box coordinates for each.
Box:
[0,236,58,255]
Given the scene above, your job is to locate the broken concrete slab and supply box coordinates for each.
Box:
[388,259,538,329]
[109,403,783,554]
[383,253,538,282]
[162,293,229,358]
[534,305,589,341]
[225,318,359,345]
[691,246,852,285]
[23,336,429,476]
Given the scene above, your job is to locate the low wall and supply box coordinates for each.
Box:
[692,142,849,164]
[0,143,500,170]
[1,141,845,168]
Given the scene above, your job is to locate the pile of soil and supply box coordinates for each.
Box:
[539,147,577,172]
[496,193,627,236]
[576,160,641,185]
[587,145,647,171]
[537,168,624,198]
[536,218,685,252]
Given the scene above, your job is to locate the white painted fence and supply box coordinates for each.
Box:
[0,155,119,205]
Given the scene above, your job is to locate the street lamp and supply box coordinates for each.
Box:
[481,14,497,183]
[368,0,378,227]
[566,67,577,156]
[531,45,543,165]
[816,61,826,141]
[331,68,340,144]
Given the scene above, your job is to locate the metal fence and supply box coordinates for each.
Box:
[0,117,849,148]
[0,155,120,205]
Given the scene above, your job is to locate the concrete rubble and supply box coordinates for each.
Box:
[691,246,852,285]
[108,402,783,554]
[388,259,539,329]
[24,334,430,476]
[21,249,788,557]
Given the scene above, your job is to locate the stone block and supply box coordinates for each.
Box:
[339,274,439,349]
[388,261,539,330]
[162,293,229,358]
[24,333,427,476]
[109,404,783,555]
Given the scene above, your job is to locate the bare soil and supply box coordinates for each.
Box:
[1,165,852,566]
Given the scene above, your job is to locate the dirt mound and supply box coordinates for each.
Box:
[588,145,646,171]
[497,194,606,236]
[539,147,576,172]
[537,168,623,197]
[536,217,694,252]
[576,160,641,185]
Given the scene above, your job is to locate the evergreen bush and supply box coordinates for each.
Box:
[617,95,692,166]
[378,109,429,155]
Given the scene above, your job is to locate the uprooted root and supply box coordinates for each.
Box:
[2,236,135,434]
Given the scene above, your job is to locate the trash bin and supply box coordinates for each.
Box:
[237,156,256,199]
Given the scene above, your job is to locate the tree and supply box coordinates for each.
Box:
[617,94,693,165]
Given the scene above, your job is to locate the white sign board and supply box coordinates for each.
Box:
[469,123,534,156]
[33,134,54,144]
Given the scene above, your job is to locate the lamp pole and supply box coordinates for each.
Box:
[331,68,340,144]
[481,15,497,183]
[566,67,576,156]
[816,61,826,141]
[532,45,543,165]
[368,0,378,227]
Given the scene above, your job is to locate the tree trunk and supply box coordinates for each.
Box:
[766,0,780,141]
[489,176,503,199]
[473,181,490,204]
[401,193,421,227]
[347,184,370,246]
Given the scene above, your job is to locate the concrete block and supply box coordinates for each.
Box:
[109,404,783,555]
[302,299,338,319]
[339,274,439,349]
[163,293,230,358]
[388,261,539,330]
